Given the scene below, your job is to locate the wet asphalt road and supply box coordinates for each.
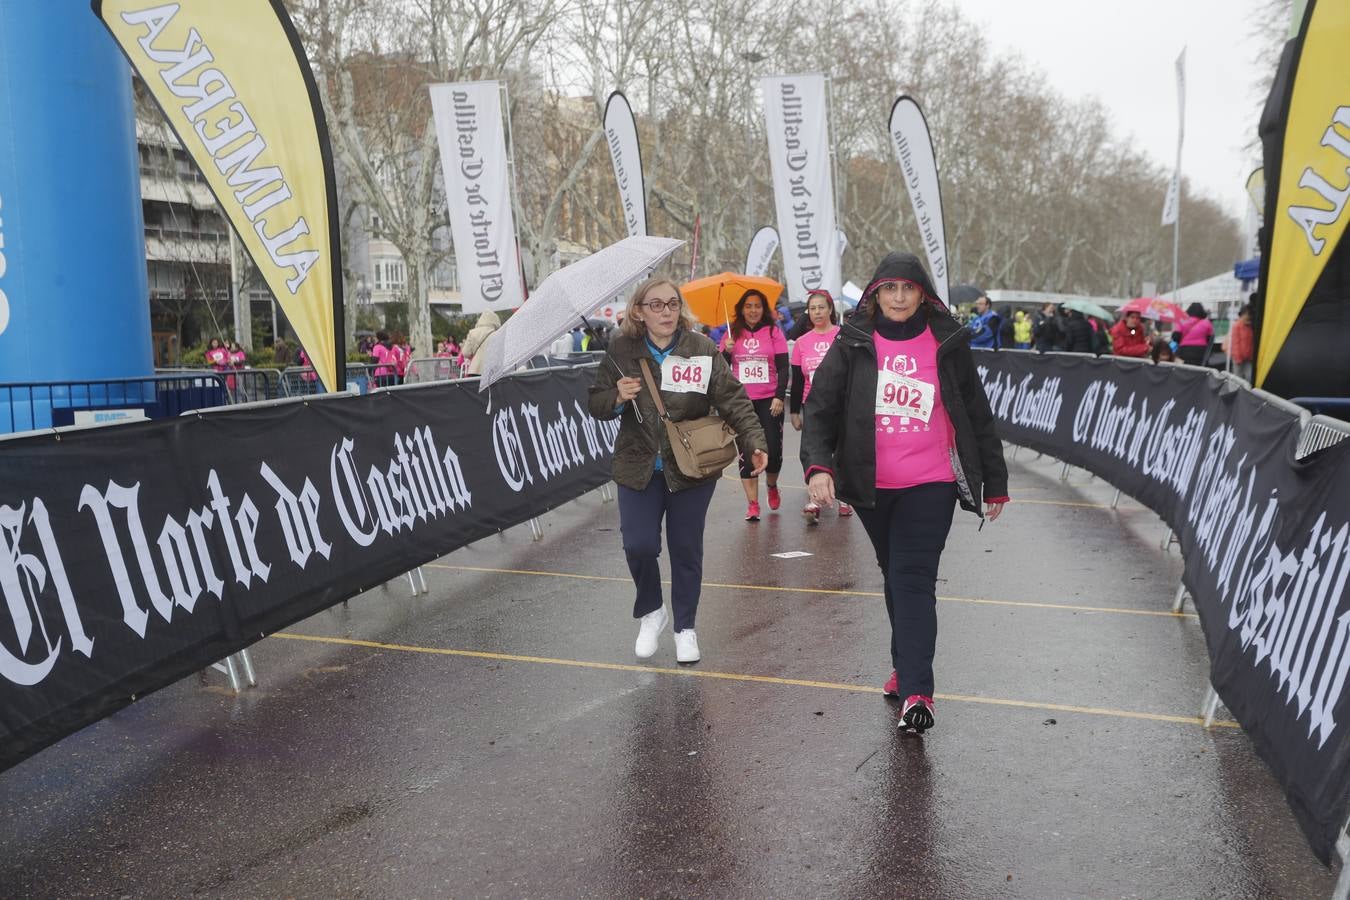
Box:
[0,428,1340,899]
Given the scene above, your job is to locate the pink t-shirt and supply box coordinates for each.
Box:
[873,329,957,490]
[790,325,840,406]
[1179,317,1213,348]
[370,343,396,377]
[722,324,788,400]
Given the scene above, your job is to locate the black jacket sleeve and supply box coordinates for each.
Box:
[788,364,806,414]
[588,355,622,420]
[954,345,1009,500]
[773,352,789,401]
[799,342,848,480]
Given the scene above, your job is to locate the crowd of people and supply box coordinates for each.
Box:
[949,296,1254,378]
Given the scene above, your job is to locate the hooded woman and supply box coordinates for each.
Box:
[589,278,768,664]
[720,289,789,521]
[463,309,502,376]
[800,252,1010,734]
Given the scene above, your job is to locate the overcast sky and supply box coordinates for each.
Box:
[947,0,1279,220]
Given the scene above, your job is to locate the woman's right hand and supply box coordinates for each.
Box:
[615,376,641,403]
[807,472,835,508]
[790,413,802,431]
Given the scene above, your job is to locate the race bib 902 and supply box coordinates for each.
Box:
[737,357,771,385]
[662,355,712,393]
[875,370,935,422]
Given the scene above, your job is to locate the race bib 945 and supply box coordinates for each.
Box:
[875,370,935,422]
[736,357,771,384]
[662,355,712,393]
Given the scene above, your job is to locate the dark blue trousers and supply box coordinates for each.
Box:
[617,475,717,631]
[854,482,958,698]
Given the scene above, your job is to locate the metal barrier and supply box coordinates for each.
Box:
[0,372,229,433]
[1292,397,1350,420]
[530,352,605,369]
[159,366,283,405]
[1297,415,1350,460]
[280,363,377,397]
[405,356,465,384]
[229,368,282,404]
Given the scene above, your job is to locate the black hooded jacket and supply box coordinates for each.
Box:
[799,252,1010,516]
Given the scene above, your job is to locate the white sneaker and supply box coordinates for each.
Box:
[674,629,700,664]
[635,606,669,659]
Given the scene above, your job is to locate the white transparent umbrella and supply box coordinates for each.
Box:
[477,235,685,390]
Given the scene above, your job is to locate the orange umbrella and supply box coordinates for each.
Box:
[681,272,784,328]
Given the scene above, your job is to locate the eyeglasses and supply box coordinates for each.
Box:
[641,299,681,312]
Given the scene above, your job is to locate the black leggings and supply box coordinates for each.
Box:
[739,397,783,478]
[854,482,958,698]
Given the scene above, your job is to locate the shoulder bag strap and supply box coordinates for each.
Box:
[637,358,670,420]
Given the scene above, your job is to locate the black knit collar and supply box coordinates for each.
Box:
[874,306,929,341]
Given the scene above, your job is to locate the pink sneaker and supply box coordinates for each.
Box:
[745,501,761,522]
[767,486,781,510]
[900,695,935,733]
[882,670,898,697]
[838,503,854,517]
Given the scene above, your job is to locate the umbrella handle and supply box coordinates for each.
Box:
[605,353,642,423]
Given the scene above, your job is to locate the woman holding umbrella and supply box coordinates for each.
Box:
[801,252,1009,734]
[590,278,768,665]
[721,289,789,521]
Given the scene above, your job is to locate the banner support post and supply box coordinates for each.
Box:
[500,81,531,295]
[1333,813,1350,900]
[825,75,842,235]
[1201,686,1221,727]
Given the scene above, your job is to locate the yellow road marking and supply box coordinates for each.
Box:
[427,563,1198,620]
[273,632,1237,729]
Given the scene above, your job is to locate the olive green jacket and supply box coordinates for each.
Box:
[589,330,767,492]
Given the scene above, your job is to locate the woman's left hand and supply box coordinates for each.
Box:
[985,501,1006,522]
[770,398,784,417]
[750,450,769,476]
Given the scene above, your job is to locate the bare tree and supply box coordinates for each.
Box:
[295,0,562,356]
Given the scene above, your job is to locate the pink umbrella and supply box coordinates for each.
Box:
[1119,296,1187,323]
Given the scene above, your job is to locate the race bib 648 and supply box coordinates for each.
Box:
[662,355,712,393]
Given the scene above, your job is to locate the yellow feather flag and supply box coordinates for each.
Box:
[1258,0,1350,388]
[95,0,344,392]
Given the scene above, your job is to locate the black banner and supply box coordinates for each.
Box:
[977,350,1350,862]
[0,368,616,773]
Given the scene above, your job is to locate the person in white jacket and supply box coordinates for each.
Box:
[462,309,501,376]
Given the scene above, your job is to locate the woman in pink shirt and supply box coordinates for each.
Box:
[226,341,246,393]
[789,290,850,521]
[391,331,412,383]
[1176,303,1214,367]
[721,289,789,521]
[801,252,1009,735]
[369,330,398,387]
[205,337,229,373]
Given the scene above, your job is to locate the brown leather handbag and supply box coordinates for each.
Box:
[638,358,739,479]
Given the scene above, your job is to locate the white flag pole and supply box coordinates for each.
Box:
[826,74,843,291]
[500,81,530,298]
[1171,48,1186,308]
